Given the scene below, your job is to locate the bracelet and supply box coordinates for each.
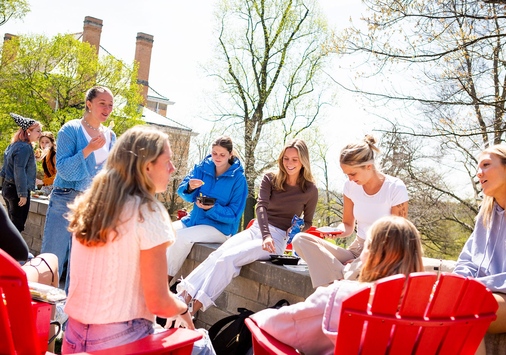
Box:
[180,306,189,316]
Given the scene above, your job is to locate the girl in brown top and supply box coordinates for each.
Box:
[177,139,318,314]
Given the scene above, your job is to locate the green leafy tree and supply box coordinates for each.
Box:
[0,34,144,155]
[0,0,29,26]
[211,0,332,226]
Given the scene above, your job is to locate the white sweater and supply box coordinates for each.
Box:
[65,196,173,324]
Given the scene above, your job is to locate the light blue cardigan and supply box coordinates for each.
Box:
[53,119,116,192]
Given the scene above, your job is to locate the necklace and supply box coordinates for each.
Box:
[82,118,101,132]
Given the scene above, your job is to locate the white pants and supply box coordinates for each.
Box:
[177,221,287,311]
[167,220,228,276]
[292,233,364,288]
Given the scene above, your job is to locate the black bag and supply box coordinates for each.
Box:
[209,307,254,355]
[208,299,289,355]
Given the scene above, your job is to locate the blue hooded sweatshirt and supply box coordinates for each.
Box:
[177,155,248,236]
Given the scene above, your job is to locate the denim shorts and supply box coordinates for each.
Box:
[62,317,153,353]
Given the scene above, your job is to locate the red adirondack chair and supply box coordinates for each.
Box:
[245,272,498,355]
[0,249,202,355]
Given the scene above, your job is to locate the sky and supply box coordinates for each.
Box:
[1,0,374,187]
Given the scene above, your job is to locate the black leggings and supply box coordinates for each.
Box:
[2,181,30,232]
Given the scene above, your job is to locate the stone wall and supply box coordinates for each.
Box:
[1,195,48,256]
[175,243,313,330]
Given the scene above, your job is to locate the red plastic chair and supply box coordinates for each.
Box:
[0,249,202,355]
[245,272,498,355]
[246,218,255,229]
[244,318,298,355]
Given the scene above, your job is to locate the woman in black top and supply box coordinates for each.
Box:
[0,203,29,261]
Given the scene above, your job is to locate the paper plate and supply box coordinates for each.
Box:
[315,226,343,235]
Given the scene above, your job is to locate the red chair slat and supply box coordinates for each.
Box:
[0,252,43,355]
[334,286,370,355]
[359,275,406,354]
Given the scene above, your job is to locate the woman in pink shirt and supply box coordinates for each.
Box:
[62,126,194,353]
[251,216,424,355]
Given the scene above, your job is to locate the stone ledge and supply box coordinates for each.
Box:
[174,244,452,327]
[175,243,313,329]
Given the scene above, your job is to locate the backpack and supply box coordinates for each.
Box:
[208,307,254,355]
[208,299,289,355]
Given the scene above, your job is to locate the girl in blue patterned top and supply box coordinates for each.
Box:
[41,86,116,290]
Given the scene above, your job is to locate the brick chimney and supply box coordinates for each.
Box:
[4,33,17,41]
[134,32,154,105]
[82,16,103,55]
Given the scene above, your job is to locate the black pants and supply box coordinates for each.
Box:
[2,181,30,232]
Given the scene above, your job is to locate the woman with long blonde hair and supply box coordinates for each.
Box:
[453,144,506,355]
[62,126,198,353]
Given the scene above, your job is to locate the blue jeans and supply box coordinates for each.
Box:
[62,318,153,353]
[41,188,79,290]
[191,329,217,355]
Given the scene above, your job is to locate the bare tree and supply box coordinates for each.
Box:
[211,0,332,225]
[379,129,476,259]
[327,0,506,255]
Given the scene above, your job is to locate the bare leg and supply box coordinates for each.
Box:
[489,293,506,334]
[22,253,59,288]
[22,253,61,353]
[191,300,203,316]
[474,293,506,355]
[168,275,173,285]
[474,339,486,355]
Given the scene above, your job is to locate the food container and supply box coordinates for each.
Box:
[269,254,300,266]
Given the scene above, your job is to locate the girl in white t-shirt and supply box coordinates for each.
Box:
[293,134,409,288]
[62,127,204,353]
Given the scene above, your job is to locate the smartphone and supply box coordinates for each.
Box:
[197,196,216,206]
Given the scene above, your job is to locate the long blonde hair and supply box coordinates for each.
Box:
[271,138,315,192]
[477,144,506,227]
[359,216,423,282]
[68,126,170,246]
